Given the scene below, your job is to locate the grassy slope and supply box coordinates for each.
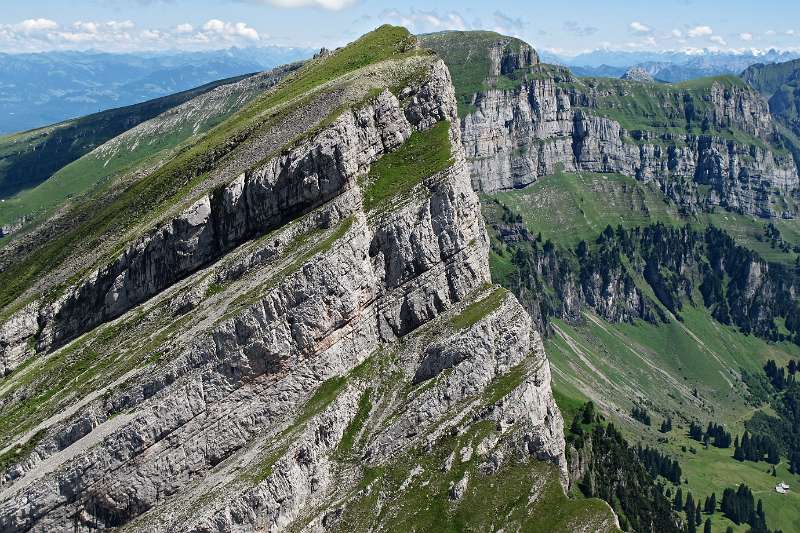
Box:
[0,25,421,314]
[486,169,800,266]
[337,424,615,532]
[417,30,529,117]
[0,88,242,229]
[487,170,682,248]
[549,314,800,533]
[362,120,453,212]
[485,169,800,532]
[0,74,249,201]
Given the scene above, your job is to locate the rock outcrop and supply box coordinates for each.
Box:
[0,26,612,532]
[620,67,654,82]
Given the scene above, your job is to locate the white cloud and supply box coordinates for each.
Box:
[245,0,356,10]
[202,19,260,40]
[15,18,58,33]
[671,29,682,38]
[687,25,713,38]
[107,21,135,31]
[0,17,264,52]
[629,21,650,34]
[73,21,99,34]
[710,35,727,46]
[787,29,796,36]
[739,32,753,41]
[766,29,776,36]
[202,19,226,32]
[140,29,165,40]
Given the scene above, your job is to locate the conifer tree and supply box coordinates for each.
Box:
[686,505,696,533]
[685,492,694,514]
[674,487,683,511]
[734,444,745,461]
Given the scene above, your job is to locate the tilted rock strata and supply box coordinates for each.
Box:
[0,56,453,375]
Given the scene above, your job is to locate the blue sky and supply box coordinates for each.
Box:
[1,0,799,55]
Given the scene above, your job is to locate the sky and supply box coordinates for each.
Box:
[1,0,800,56]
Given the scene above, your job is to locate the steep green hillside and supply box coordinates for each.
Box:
[0,74,250,200]
[0,65,303,235]
[484,169,800,533]
[550,315,800,533]
[743,59,800,97]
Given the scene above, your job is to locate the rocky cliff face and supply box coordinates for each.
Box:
[487,195,800,347]
[488,215,665,332]
[438,43,799,217]
[0,27,612,532]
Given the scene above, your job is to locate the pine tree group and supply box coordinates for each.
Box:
[689,420,731,447]
[637,445,681,483]
[732,431,780,464]
[764,359,798,390]
[720,484,768,530]
[631,405,651,426]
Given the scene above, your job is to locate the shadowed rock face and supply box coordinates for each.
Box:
[0,27,608,533]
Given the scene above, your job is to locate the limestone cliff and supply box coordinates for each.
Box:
[0,26,614,532]
[421,33,799,218]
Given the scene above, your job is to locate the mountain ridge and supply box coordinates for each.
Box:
[0,25,614,532]
[5,24,800,533]
[541,48,800,83]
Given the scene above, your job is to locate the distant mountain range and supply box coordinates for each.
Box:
[540,48,800,82]
[0,47,314,134]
